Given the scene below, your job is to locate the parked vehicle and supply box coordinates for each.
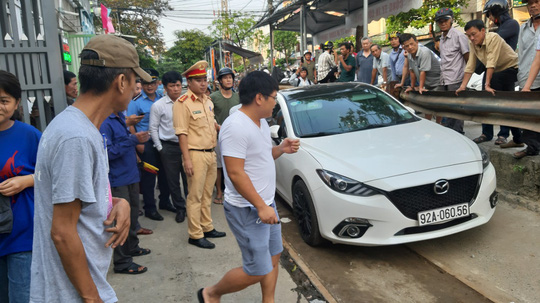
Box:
[270,83,498,246]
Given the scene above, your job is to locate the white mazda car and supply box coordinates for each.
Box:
[271,83,497,246]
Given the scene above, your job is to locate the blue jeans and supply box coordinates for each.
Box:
[0,251,32,303]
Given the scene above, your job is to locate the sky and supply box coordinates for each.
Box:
[160,0,270,48]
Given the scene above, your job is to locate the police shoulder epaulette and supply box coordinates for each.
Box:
[178,94,188,102]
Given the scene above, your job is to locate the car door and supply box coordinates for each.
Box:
[271,97,294,201]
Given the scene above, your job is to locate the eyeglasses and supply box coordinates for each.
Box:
[264,94,277,101]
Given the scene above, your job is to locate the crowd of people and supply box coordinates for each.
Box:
[290,1,540,160]
[1,30,299,301]
[1,1,540,302]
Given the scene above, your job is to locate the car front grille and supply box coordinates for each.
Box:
[385,174,481,220]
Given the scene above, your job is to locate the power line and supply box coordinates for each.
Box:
[237,0,255,11]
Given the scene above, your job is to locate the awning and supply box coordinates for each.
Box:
[273,7,345,34]
[255,0,386,35]
[221,42,264,64]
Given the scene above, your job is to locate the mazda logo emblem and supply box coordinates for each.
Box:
[434,180,449,195]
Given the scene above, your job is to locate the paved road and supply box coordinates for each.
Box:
[276,196,540,303]
[108,202,306,303]
[108,120,537,302]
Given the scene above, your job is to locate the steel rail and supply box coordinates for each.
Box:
[399,90,540,132]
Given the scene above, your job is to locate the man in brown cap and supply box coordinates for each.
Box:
[30,34,149,302]
[173,60,226,249]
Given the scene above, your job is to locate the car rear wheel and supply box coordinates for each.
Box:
[293,180,325,246]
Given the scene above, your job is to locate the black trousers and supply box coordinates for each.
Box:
[522,87,540,154]
[318,66,338,83]
[139,140,171,212]
[112,183,141,270]
[435,83,465,134]
[159,141,189,212]
[481,68,522,141]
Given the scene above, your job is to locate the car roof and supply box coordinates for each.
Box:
[279,82,381,100]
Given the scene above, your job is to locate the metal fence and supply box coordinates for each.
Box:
[0,0,66,131]
[399,90,540,133]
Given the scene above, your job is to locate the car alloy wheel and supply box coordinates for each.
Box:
[292,180,325,246]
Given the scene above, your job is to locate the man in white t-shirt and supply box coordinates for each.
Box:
[198,71,300,302]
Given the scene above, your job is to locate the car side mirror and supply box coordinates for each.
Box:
[270,125,282,144]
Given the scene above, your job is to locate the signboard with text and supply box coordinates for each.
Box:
[514,0,526,8]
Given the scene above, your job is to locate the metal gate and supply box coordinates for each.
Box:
[0,0,66,131]
[66,33,94,75]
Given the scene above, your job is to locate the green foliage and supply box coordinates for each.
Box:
[333,35,356,47]
[210,12,261,68]
[100,0,171,55]
[273,31,299,65]
[513,165,525,173]
[267,58,288,70]
[161,29,213,73]
[210,12,259,49]
[138,48,157,69]
[371,36,390,48]
[386,0,469,33]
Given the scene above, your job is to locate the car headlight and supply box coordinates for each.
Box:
[316,169,382,196]
[479,147,490,170]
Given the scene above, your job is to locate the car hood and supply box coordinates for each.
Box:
[299,120,481,182]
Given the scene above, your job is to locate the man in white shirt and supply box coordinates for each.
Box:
[149,71,189,223]
[198,71,300,302]
[317,41,338,83]
[370,44,390,88]
[289,67,314,86]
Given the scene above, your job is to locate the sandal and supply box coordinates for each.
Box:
[473,134,490,144]
[114,262,147,274]
[513,149,539,159]
[130,248,151,257]
[494,136,507,145]
[137,228,153,235]
[213,196,224,205]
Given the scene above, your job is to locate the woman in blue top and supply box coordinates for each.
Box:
[0,70,41,303]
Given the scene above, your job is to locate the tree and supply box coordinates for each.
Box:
[160,29,213,74]
[273,30,299,66]
[99,0,171,56]
[386,0,469,34]
[210,12,261,67]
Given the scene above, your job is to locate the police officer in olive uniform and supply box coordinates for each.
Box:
[172,61,226,249]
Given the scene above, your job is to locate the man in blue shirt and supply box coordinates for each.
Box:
[356,37,375,84]
[100,112,151,274]
[127,70,174,221]
[388,32,405,83]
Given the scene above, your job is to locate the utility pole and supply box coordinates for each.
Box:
[221,0,229,39]
[268,0,275,69]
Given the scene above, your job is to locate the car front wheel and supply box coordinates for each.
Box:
[293,180,325,246]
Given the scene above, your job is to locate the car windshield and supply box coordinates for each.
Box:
[285,88,419,138]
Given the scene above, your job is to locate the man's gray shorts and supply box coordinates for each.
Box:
[223,201,283,276]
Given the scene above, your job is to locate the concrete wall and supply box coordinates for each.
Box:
[490,149,540,213]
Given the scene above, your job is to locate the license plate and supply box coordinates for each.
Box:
[417,203,470,226]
